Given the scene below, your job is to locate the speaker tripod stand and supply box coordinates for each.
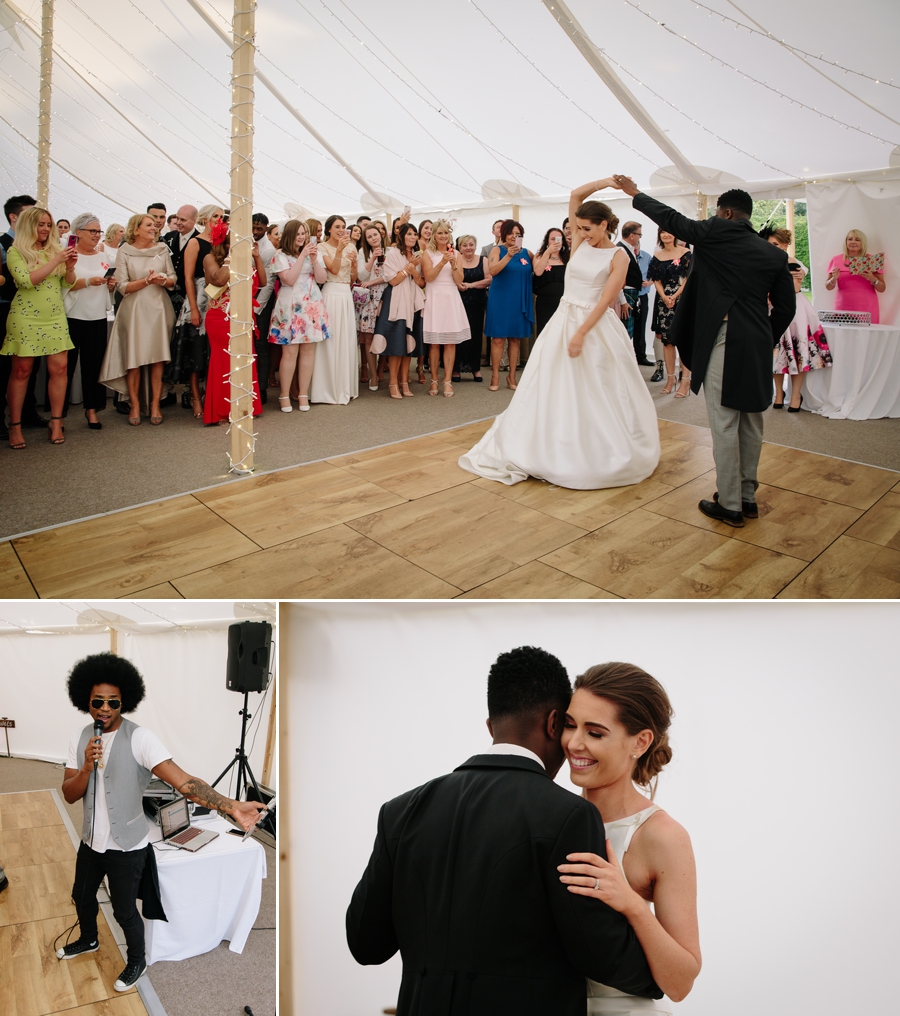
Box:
[212,690,263,803]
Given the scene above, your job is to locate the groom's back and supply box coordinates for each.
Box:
[347,754,659,1016]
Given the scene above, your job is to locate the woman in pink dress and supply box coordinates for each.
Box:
[420,220,469,397]
[825,229,885,323]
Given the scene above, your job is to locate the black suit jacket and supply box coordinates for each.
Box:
[633,193,796,412]
[347,754,660,1016]
[163,227,198,293]
[616,241,644,291]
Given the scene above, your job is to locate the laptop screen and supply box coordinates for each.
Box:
[159,797,190,840]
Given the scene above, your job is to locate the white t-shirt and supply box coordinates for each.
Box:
[63,249,112,320]
[68,724,171,852]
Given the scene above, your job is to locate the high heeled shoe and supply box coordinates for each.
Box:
[279,395,293,413]
[429,379,439,396]
[661,373,676,395]
[674,373,692,398]
[298,394,310,412]
[400,382,414,397]
[389,384,403,400]
[49,416,66,444]
[787,395,803,413]
[84,410,102,430]
[443,380,454,398]
[7,421,25,449]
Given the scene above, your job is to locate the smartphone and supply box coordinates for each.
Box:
[402,205,411,216]
[104,267,116,278]
[67,234,78,248]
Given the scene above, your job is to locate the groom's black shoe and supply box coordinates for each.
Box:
[636,357,655,367]
[699,498,744,527]
[713,491,758,519]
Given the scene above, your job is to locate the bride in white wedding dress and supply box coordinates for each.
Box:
[459,178,660,489]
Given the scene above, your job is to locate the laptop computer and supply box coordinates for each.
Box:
[158,797,219,852]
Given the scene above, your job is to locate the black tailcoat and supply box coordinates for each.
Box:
[347,754,660,1016]
[633,193,796,412]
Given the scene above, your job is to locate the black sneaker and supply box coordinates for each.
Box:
[114,958,147,991]
[56,938,99,960]
[713,491,758,519]
[699,498,744,528]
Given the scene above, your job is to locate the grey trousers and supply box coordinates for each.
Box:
[702,322,764,512]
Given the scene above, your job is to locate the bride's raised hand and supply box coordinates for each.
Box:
[557,840,639,915]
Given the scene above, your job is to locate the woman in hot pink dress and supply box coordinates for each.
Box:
[825,229,885,323]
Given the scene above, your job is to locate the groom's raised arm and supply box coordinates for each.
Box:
[632,193,712,249]
[545,803,662,998]
[346,803,399,964]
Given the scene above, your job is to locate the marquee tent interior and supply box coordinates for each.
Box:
[283,600,899,1016]
[0,599,277,793]
[1,0,898,322]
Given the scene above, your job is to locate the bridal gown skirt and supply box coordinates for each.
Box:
[310,282,358,404]
[458,296,661,489]
[587,981,673,1015]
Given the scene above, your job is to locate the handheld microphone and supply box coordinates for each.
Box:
[92,720,103,770]
[243,797,276,841]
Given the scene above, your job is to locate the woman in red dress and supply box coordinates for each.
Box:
[202,223,266,425]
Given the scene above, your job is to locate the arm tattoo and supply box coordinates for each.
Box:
[178,777,232,814]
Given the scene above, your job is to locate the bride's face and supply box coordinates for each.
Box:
[562,689,652,790]
[575,217,608,246]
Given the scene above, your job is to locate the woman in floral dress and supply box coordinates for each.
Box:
[355,225,387,391]
[647,231,692,396]
[268,218,329,413]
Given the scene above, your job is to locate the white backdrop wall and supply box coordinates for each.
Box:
[286,601,899,1016]
[807,178,900,325]
[0,629,276,794]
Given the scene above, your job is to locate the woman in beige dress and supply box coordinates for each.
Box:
[98,213,176,425]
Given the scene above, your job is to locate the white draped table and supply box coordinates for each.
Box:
[803,324,900,420]
[144,812,266,963]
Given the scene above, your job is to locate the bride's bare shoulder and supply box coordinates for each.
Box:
[640,808,693,853]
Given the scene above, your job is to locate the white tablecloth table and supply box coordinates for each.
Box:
[143,812,266,964]
[803,324,900,420]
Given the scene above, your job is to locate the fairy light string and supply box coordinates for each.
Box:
[620,0,898,146]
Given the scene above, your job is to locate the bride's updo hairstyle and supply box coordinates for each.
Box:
[575,201,619,240]
[573,662,673,793]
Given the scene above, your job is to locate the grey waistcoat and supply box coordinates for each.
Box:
[77,716,152,851]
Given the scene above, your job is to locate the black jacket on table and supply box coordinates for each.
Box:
[633,192,796,413]
[347,753,661,1016]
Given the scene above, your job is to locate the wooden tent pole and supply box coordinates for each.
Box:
[228,0,256,475]
[786,198,796,257]
[36,0,53,207]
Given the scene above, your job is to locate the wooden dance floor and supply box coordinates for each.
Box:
[1,418,898,598]
[0,791,148,1016]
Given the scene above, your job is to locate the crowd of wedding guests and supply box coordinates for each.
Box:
[0,190,886,449]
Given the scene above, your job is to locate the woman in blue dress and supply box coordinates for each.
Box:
[484,219,534,390]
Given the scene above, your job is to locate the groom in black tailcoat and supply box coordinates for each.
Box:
[614,176,796,528]
[346,647,660,1016]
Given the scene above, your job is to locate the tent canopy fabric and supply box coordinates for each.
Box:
[1,0,898,225]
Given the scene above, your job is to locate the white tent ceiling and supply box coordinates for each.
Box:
[1,0,898,226]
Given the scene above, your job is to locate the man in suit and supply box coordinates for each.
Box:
[347,646,660,1016]
[162,205,199,409]
[614,176,796,528]
[480,219,504,259]
[617,222,654,366]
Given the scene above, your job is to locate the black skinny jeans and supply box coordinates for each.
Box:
[72,841,147,963]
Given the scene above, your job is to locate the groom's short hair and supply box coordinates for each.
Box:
[717,189,753,218]
[487,646,571,720]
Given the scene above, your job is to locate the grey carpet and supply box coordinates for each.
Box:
[0,756,275,1016]
[3,370,897,540]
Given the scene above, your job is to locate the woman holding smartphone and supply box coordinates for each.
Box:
[1,206,76,448]
[372,222,425,400]
[532,227,569,337]
[484,219,534,390]
[356,225,388,390]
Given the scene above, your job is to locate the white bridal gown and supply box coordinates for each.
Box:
[458,242,660,489]
[587,804,674,1016]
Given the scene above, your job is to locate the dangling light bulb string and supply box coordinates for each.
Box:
[620,0,898,146]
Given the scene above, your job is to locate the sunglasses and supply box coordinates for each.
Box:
[91,697,121,710]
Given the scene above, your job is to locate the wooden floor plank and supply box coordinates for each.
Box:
[757,445,897,509]
[347,484,588,592]
[843,491,900,551]
[540,509,804,598]
[12,496,260,598]
[0,541,36,599]
[643,475,863,561]
[195,460,407,547]
[124,582,183,598]
[457,561,620,599]
[172,525,460,598]
[777,536,900,598]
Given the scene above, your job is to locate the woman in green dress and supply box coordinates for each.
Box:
[1,206,76,448]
